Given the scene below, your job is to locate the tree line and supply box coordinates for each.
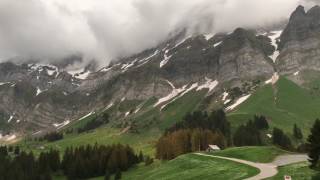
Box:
[156,110,229,160]
[156,128,226,160]
[37,131,64,142]
[156,109,309,161]
[77,113,110,133]
[0,143,142,180]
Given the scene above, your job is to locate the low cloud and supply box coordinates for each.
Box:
[0,0,317,66]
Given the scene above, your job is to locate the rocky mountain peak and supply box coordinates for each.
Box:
[290,5,306,20]
[279,5,320,50]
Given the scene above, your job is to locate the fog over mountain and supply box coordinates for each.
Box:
[0,0,318,66]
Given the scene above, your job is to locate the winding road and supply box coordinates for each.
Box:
[194,153,308,180]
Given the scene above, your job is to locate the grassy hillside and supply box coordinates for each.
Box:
[267,162,320,180]
[210,146,288,163]
[21,127,160,156]
[100,153,258,180]
[228,77,320,135]
[21,90,208,156]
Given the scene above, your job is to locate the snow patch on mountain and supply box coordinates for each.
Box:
[224,99,231,105]
[121,59,138,72]
[294,71,300,76]
[104,103,114,110]
[36,87,46,96]
[160,83,198,110]
[75,71,91,80]
[265,73,279,85]
[7,115,13,123]
[222,92,229,101]
[53,120,70,129]
[160,50,172,68]
[155,78,218,109]
[0,134,16,142]
[0,82,11,86]
[196,77,218,92]
[154,81,187,107]
[100,67,112,72]
[226,94,251,111]
[174,35,191,48]
[268,30,282,62]
[204,34,214,41]
[78,112,95,121]
[214,41,222,47]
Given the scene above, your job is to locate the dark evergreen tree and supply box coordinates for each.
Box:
[233,120,262,146]
[293,124,303,139]
[272,127,292,150]
[253,115,269,130]
[307,119,320,169]
[138,151,144,162]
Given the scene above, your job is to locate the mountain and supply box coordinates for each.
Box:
[277,5,320,78]
[1,5,320,142]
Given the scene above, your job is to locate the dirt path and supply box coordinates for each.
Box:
[194,153,308,180]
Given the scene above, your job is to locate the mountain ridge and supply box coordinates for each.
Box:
[1,5,320,142]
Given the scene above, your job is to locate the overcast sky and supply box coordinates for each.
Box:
[0,0,318,66]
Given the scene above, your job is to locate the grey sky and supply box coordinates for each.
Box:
[0,0,317,66]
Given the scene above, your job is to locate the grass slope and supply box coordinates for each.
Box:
[22,127,160,156]
[210,146,288,163]
[267,162,320,180]
[121,153,259,180]
[22,90,207,156]
[228,77,320,135]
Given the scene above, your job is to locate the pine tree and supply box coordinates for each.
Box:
[138,151,144,162]
[293,124,303,139]
[254,115,269,130]
[307,119,320,169]
[273,127,292,150]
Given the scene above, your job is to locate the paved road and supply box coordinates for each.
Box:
[195,153,308,180]
[271,154,308,166]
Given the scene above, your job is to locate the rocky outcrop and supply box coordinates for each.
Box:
[277,5,320,75]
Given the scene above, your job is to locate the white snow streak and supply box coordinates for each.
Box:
[294,71,300,76]
[160,50,172,68]
[268,30,282,62]
[76,71,90,80]
[7,115,13,123]
[155,78,218,109]
[154,83,187,107]
[204,34,214,41]
[36,87,43,96]
[0,82,10,86]
[196,77,219,92]
[213,41,222,47]
[160,83,198,110]
[78,112,95,121]
[265,73,279,85]
[53,120,70,129]
[104,103,114,110]
[226,94,251,111]
[222,92,229,101]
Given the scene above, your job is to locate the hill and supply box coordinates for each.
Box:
[228,77,320,135]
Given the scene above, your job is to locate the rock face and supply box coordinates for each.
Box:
[277,5,320,75]
[0,27,276,134]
